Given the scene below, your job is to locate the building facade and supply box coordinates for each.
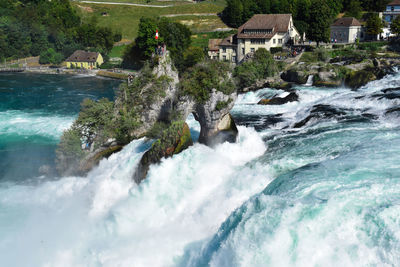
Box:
[236,14,300,62]
[66,50,104,69]
[384,0,400,23]
[208,14,300,64]
[219,35,237,63]
[330,17,364,43]
[208,39,222,60]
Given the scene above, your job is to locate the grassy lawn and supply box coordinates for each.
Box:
[168,15,229,33]
[191,30,236,49]
[109,44,128,58]
[73,0,227,40]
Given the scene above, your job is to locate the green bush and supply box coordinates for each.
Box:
[180,60,236,103]
[358,42,386,52]
[234,48,277,88]
[216,99,233,111]
[39,48,64,65]
[270,47,283,54]
[315,47,330,62]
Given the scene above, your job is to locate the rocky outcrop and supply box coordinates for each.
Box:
[258,92,299,105]
[345,69,376,89]
[56,52,239,179]
[134,121,192,184]
[281,69,308,84]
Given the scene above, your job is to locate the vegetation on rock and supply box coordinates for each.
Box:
[234,48,277,88]
[345,68,377,89]
[180,60,236,103]
[123,17,192,71]
[134,121,193,183]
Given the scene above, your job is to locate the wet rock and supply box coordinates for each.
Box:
[258,92,299,105]
[134,121,192,184]
[281,69,308,84]
[345,69,376,89]
[294,104,347,128]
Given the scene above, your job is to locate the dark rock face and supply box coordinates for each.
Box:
[294,104,347,128]
[281,69,308,84]
[258,92,299,105]
[134,122,193,184]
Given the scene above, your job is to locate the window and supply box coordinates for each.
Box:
[223,55,227,61]
[251,48,255,52]
[242,48,245,54]
[232,56,236,62]
[273,39,276,44]
[278,39,283,44]
[223,47,226,53]
[392,6,395,11]
[251,39,265,44]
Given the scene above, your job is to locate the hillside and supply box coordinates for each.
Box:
[72,0,229,40]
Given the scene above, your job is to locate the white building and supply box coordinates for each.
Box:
[384,0,400,24]
[208,14,301,64]
[236,14,300,62]
[330,17,364,43]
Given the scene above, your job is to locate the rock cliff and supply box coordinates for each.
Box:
[56,52,238,180]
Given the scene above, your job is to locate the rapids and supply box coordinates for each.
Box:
[1,72,400,266]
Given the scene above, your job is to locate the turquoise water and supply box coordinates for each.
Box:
[0,73,120,181]
[1,72,400,266]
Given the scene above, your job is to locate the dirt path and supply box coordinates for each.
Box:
[75,0,173,8]
[161,13,216,17]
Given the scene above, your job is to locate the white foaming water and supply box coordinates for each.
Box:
[0,124,269,267]
[2,71,400,266]
[0,110,75,140]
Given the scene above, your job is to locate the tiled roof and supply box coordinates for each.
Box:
[332,17,362,27]
[66,50,100,63]
[237,14,292,39]
[219,34,237,46]
[208,39,222,51]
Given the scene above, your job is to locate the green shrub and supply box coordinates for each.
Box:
[180,60,236,103]
[315,47,330,62]
[234,48,277,88]
[39,48,64,65]
[216,99,233,111]
[270,47,283,54]
[358,42,386,52]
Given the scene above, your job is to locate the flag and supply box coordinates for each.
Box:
[155,30,159,40]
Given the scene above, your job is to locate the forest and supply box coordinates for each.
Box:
[0,0,120,63]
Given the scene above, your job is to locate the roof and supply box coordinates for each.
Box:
[208,39,222,51]
[388,0,400,5]
[237,14,292,39]
[66,50,100,63]
[332,17,362,27]
[219,34,237,47]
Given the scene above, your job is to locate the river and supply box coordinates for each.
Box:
[0,72,399,266]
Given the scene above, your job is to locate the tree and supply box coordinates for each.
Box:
[366,13,384,39]
[39,48,63,64]
[306,0,332,46]
[182,46,205,69]
[391,15,400,36]
[223,0,243,27]
[135,18,162,60]
[344,0,362,19]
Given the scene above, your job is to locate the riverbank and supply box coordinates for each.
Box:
[0,67,133,80]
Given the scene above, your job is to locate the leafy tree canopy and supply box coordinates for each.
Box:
[0,0,119,62]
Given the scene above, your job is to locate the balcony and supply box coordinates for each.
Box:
[383,11,400,15]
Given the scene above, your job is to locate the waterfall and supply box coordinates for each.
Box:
[305,75,314,86]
